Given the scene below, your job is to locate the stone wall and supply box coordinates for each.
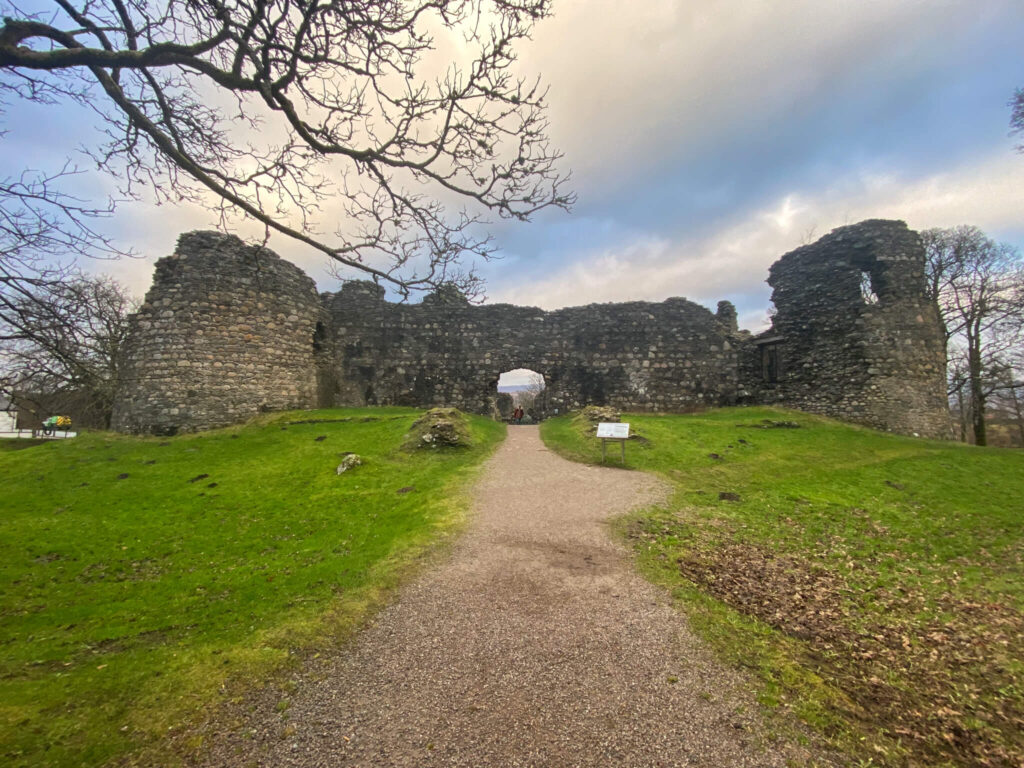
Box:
[111,232,322,435]
[739,219,950,438]
[324,283,738,417]
[112,220,950,438]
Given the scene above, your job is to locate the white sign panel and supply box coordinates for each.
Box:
[596,422,630,439]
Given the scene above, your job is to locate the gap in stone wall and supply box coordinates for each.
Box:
[497,368,546,423]
[859,269,880,305]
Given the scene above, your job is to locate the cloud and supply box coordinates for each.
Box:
[527,0,1021,187]
[488,150,1024,329]
[19,0,1024,316]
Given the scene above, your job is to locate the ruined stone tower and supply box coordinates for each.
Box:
[112,220,950,438]
[112,232,322,435]
[739,220,949,437]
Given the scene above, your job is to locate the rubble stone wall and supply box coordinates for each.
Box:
[111,232,321,435]
[738,220,950,438]
[323,284,738,418]
[112,220,951,438]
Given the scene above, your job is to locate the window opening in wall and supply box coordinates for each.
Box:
[312,321,327,353]
[860,270,879,305]
[761,343,781,383]
[497,368,546,424]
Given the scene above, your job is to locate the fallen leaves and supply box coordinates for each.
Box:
[673,541,1024,766]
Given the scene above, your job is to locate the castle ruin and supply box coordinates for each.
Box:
[111,219,950,439]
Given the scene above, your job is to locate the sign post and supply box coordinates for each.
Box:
[596,422,630,463]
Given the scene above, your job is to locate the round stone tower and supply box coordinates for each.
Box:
[112,231,321,434]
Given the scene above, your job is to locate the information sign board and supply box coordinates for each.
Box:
[596,422,630,439]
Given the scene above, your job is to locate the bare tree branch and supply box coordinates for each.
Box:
[0,272,138,427]
[1,0,574,298]
[1011,86,1024,153]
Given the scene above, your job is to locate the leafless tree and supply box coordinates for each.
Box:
[923,226,1024,446]
[0,273,138,427]
[0,0,573,298]
[1,162,133,329]
[511,368,543,408]
[986,356,1024,447]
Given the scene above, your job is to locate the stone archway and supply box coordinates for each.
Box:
[496,368,547,422]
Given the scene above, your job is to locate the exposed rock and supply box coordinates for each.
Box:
[579,405,621,425]
[335,453,362,474]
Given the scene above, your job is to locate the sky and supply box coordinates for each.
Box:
[4,0,1024,335]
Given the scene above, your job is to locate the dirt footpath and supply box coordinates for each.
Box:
[196,426,824,767]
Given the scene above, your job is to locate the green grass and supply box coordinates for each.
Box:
[542,407,1024,766]
[0,439,47,452]
[0,408,504,768]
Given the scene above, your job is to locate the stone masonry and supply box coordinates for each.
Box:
[111,220,951,438]
[112,232,322,435]
[739,220,949,438]
[323,283,738,418]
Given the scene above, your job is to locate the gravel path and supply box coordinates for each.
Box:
[196,426,824,767]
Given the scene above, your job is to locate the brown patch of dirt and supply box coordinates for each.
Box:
[677,543,1024,766]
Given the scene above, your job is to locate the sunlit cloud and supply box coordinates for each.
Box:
[18,0,1022,315]
[490,151,1024,330]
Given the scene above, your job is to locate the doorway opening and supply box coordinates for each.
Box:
[496,368,546,423]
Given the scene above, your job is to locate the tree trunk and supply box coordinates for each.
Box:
[954,386,968,443]
[967,341,987,446]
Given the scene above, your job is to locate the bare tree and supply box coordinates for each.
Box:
[0,0,572,299]
[986,357,1024,447]
[0,273,138,427]
[512,369,544,408]
[923,226,1024,446]
[945,349,970,442]
[1,161,133,329]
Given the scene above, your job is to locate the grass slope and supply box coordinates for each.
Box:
[1,408,504,768]
[542,407,1023,767]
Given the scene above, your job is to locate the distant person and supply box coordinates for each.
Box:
[512,406,523,425]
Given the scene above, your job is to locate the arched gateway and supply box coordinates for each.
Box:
[112,220,950,439]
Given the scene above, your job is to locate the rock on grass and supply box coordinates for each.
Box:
[336,453,362,474]
[578,405,621,426]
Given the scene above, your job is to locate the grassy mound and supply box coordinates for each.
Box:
[402,407,473,451]
[0,408,504,768]
[542,407,1024,766]
[577,405,621,427]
